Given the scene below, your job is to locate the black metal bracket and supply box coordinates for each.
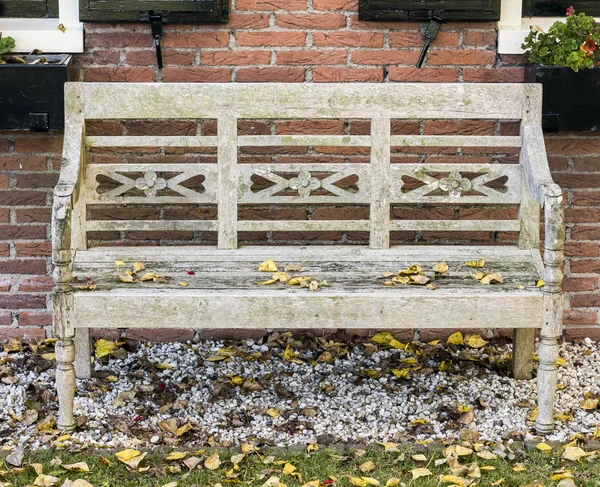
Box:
[150,13,163,70]
[416,15,443,68]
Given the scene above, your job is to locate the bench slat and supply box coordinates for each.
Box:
[86,220,218,232]
[86,136,218,147]
[237,220,370,232]
[389,220,520,231]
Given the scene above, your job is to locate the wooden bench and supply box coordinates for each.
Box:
[52,82,564,435]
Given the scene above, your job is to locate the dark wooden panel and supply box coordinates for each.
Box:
[80,0,228,22]
[523,1,600,16]
[359,0,501,21]
[0,0,58,18]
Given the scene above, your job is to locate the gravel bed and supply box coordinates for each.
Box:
[0,333,599,450]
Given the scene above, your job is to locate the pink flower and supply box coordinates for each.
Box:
[566,6,575,16]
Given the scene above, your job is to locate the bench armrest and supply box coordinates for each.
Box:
[521,124,565,294]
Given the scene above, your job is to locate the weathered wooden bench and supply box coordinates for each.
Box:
[52,82,564,435]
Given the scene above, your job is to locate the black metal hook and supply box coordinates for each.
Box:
[150,13,163,70]
[416,15,443,68]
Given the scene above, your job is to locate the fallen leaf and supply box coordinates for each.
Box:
[464,334,488,349]
[476,450,496,460]
[433,262,449,275]
[95,339,123,358]
[411,454,428,462]
[259,259,278,272]
[183,456,201,471]
[465,258,485,268]
[384,479,400,487]
[118,274,134,283]
[133,261,146,273]
[175,423,191,437]
[480,273,504,285]
[536,280,545,287]
[411,468,432,480]
[33,475,60,487]
[439,475,470,486]
[447,332,464,345]
[359,461,375,473]
[307,444,319,454]
[71,480,94,487]
[179,281,189,287]
[165,452,186,461]
[115,449,140,463]
[115,260,126,267]
[379,442,399,452]
[348,477,380,486]
[580,398,598,411]
[512,464,527,472]
[301,482,320,487]
[536,442,552,452]
[562,446,587,461]
[491,480,505,486]
[242,443,260,454]
[266,408,281,418]
[62,462,90,472]
[370,332,393,345]
[205,452,221,470]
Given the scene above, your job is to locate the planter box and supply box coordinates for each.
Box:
[525,64,600,132]
[0,54,73,131]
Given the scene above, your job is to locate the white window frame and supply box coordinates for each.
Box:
[498,0,600,54]
[0,0,83,53]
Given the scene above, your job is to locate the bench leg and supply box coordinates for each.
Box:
[56,335,77,431]
[74,328,92,379]
[512,328,534,379]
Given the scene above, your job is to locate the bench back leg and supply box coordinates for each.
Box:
[74,328,92,379]
[512,328,535,380]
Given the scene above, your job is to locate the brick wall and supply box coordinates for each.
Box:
[1,0,599,341]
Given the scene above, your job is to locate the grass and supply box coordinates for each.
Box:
[1,446,600,487]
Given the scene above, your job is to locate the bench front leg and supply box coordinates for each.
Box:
[512,328,535,380]
[74,328,92,379]
[535,191,564,435]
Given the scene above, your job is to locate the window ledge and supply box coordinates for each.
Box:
[0,18,83,53]
[498,16,600,54]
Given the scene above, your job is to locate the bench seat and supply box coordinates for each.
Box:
[72,246,544,330]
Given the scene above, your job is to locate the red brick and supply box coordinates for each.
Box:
[162,32,229,48]
[0,310,12,326]
[427,50,496,66]
[0,191,46,206]
[0,243,9,257]
[313,67,384,82]
[421,231,492,242]
[237,0,306,9]
[573,157,600,172]
[500,54,524,65]
[209,13,270,29]
[125,50,195,66]
[125,328,195,342]
[276,120,345,135]
[314,32,384,47]
[389,31,459,48]
[238,206,306,220]
[197,329,269,340]
[566,207,600,223]
[463,68,525,82]
[85,32,154,48]
[18,276,54,292]
[565,241,599,257]
[0,225,46,239]
[350,15,421,31]
[565,326,600,340]
[463,31,497,47]
[15,208,51,223]
[0,259,47,275]
[389,67,459,82]
[565,310,598,326]
[459,207,519,220]
[161,67,232,82]
[237,32,306,47]
[0,208,8,223]
[127,120,197,136]
[391,206,455,220]
[276,13,347,29]
[0,155,47,170]
[571,225,600,240]
[571,259,600,273]
[16,173,59,189]
[14,137,62,153]
[444,21,498,30]
[85,67,155,82]
[564,277,598,292]
[278,50,347,65]
[313,0,358,9]
[570,294,600,308]
[72,50,120,67]
[272,231,342,241]
[0,276,11,292]
[0,328,46,341]
[312,206,370,220]
[202,50,271,65]
[424,120,494,136]
[0,295,46,309]
[86,120,126,136]
[546,139,600,155]
[15,242,52,257]
[18,311,52,326]
[352,50,419,65]
[548,156,568,171]
[236,67,305,82]
[555,174,600,189]
[0,174,8,189]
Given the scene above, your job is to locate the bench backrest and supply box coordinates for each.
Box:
[62,82,545,251]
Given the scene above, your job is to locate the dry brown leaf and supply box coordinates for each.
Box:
[205,452,221,470]
[480,273,504,285]
[433,261,449,275]
[118,274,134,283]
[359,461,375,473]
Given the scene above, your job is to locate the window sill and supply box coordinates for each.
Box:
[0,18,84,53]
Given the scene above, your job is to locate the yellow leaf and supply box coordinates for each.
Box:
[72,480,95,487]
[480,466,496,471]
[241,443,259,454]
[556,357,567,366]
[411,468,432,480]
[512,464,527,472]
[115,449,140,463]
[536,442,552,452]
[94,339,123,358]
[307,443,319,454]
[359,461,375,473]
[33,475,60,487]
[258,278,278,285]
[301,482,320,487]
[348,477,380,486]
[411,454,428,462]
[282,463,296,475]
[447,332,464,345]
[30,463,44,475]
[118,274,134,283]
[133,261,146,273]
[41,353,55,360]
[480,273,504,285]
[115,259,126,267]
[385,479,400,487]
[536,279,545,287]
[491,479,505,486]
[457,402,472,413]
[379,442,399,452]
[258,259,278,272]
[443,445,473,457]
[382,281,394,286]
[526,407,538,421]
[464,334,488,349]
[433,262,449,275]
[471,270,487,281]
[205,452,221,470]
[439,475,470,486]
[175,423,191,437]
[156,362,175,370]
[465,258,485,268]
[282,344,304,364]
[562,446,587,461]
[288,276,312,286]
[165,452,186,461]
[266,408,281,418]
[391,368,410,379]
[398,264,423,275]
[409,418,428,427]
[428,339,441,345]
[551,470,573,481]
[370,332,393,345]
[476,450,496,460]
[62,462,90,472]
[179,281,189,287]
[362,369,380,379]
[389,339,405,350]
[440,360,452,371]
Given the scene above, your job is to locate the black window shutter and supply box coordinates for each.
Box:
[359,0,501,21]
[0,0,58,18]
[80,0,228,23]
[523,1,600,16]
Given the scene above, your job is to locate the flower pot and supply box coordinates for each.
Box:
[525,64,600,132]
[0,54,73,131]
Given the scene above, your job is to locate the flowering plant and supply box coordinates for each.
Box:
[522,6,600,71]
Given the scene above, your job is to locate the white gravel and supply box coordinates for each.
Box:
[0,334,599,450]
